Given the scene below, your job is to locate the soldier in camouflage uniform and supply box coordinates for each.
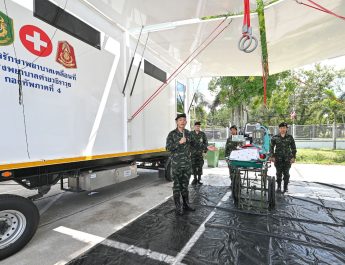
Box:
[270,122,297,193]
[166,113,201,215]
[225,125,241,184]
[191,121,208,185]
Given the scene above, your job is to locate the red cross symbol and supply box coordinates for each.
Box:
[19,25,52,57]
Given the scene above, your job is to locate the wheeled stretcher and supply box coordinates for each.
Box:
[227,125,275,210]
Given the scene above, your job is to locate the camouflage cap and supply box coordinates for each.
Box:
[175,113,186,121]
[279,122,288,128]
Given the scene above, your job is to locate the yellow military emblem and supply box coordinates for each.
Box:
[56,41,77,69]
[0,10,14,46]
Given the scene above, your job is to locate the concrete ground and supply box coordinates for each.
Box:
[1,162,344,265]
[202,160,345,186]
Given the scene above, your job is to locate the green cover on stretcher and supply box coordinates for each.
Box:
[229,159,265,168]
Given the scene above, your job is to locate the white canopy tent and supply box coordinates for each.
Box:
[266,0,345,75]
[77,0,345,76]
[83,0,266,29]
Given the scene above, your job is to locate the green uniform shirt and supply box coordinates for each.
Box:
[270,134,297,159]
[166,128,201,168]
[190,130,208,156]
[225,135,241,158]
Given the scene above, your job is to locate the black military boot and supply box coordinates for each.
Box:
[173,193,184,215]
[197,175,203,185]
[283,181,288,193]
[182,193,195,211]
[276,181,282,193]
[191,175,198,185]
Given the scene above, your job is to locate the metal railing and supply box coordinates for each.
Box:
[205,124,345,140]
[204,128,228,141]
[268,124,345,139]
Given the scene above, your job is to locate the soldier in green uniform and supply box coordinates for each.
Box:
[225,125,241,184]
[166,113,200,215]
[270,122,297,193]
[191,121,208,185]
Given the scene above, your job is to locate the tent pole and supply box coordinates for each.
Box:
[256,0,269,106]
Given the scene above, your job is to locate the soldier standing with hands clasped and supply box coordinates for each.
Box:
[191,121,208,185]
[166,114,202,215]
[270,122,297,193]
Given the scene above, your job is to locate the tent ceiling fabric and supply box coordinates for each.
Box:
[84,0,266,30]
[146,17,262,77]
[266,0,345,75]
[81,0,345,77]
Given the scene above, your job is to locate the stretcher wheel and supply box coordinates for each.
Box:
[232,169,241,207]
[262,169,268,195]
[268,176,276,210]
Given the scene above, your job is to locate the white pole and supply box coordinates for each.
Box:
[333,120,336,150]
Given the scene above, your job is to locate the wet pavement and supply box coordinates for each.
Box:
[2,163,345,265]
[67,167,345,265]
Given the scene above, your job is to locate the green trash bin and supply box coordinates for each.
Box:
[207,146,219,168]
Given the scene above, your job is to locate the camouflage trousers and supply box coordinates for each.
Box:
[171,165,191,197]
[274,159,291,184]
[191,154,204,176]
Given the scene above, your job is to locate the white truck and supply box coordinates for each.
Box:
[0,0,191,259]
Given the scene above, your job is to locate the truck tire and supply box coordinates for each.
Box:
[164,157,172,182]
[0,194,40,260]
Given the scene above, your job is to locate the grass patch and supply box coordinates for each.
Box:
[296,149,345,165]
[218,148,225,160]
[217,148,345,165]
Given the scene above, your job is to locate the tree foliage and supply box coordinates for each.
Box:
[203,64,345,126]
[189,91,210,128]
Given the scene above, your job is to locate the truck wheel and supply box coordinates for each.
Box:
[164,157,172,182]
[0,194,40,260]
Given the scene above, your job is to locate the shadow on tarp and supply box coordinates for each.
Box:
[67,182,345,265]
